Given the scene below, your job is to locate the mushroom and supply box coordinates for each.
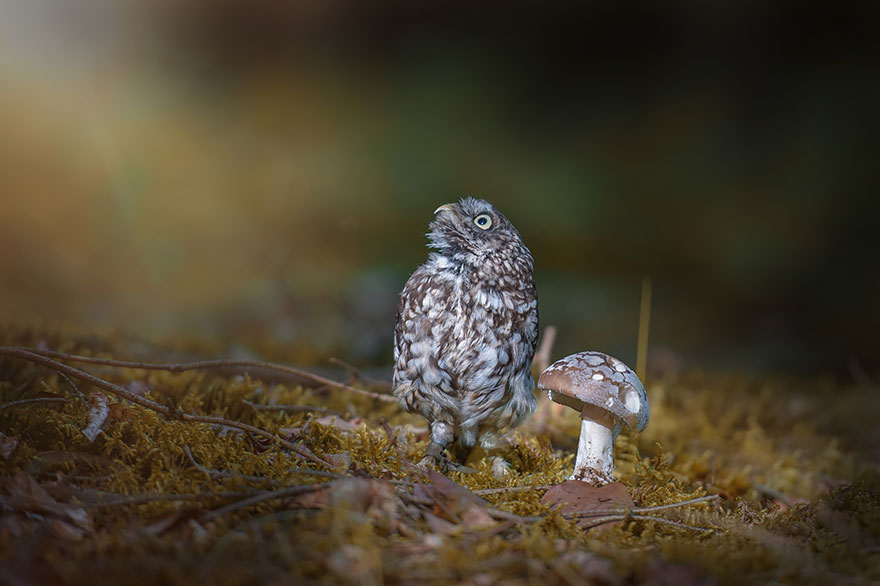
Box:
[537,351,649,485]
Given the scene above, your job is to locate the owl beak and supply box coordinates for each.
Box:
[434,203,455,215]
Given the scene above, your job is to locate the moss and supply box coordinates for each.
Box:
[1,325,878,585]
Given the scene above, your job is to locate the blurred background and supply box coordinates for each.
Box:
[0,0,877,375]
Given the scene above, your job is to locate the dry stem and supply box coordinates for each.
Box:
[29,347,396,402]
[0,346,331,468]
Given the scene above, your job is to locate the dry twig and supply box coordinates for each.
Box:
[184,445,281,486]
[0,347,331,468]
[30,347,396,403]
[532,325,557,373]
[204,482,331,519]
[0,397,71,411]
[243,400,341,416]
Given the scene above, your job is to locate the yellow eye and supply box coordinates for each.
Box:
[474,214,493,230]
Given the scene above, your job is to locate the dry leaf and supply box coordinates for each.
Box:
[0,432,18,460]
[124,380,153,396]
[541,480,634,528]
[4,473,93,531]
[48,519,86,541]
[107,402,133,422]
[291,487,332,510]
[421,470,495,529]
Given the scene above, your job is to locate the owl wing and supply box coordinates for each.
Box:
[392,266,460,420]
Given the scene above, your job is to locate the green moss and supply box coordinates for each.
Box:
[1,325,878,585]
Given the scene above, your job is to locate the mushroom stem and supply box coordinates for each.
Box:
[571,405,616,485]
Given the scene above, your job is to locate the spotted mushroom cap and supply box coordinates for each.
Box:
[537,351,649,432]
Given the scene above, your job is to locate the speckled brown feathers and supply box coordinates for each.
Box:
[393,198,538,462]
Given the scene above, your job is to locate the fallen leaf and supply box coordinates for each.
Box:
[311,415,365,433]
[291,487,331,510]
[541,480,634,528]
[327,544,381,585]
[324,451,352,470]
[108,402,133,422]
[421,470,495,529]
[641,557,714,586]
[144,508,204,536]
[3,473,93,531]
[48,519,86,541]
[553,550,622,585]
[0,432,18,459]
[125,380,153,396]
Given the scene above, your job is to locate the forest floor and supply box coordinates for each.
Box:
[0,325,878,585]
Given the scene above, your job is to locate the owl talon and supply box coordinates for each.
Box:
[424,441,446,461]
[417,455,441,469]
[490,456,511,479]
[418,442,448,470]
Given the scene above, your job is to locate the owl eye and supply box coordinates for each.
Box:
[473,214,493,230]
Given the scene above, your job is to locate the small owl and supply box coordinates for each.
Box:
[393,197,538,468]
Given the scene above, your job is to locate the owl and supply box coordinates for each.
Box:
[393,197,539,469]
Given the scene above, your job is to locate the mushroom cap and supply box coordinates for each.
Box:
[537,351,649,432]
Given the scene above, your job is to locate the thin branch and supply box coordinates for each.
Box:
[57,371,82,397]
[633,494,720,513]
[396,491,538,523]
[0,347,331,468]
[532,326,557,373]
[204,482,331,520]
[31,347,396,403]
[754,484,796,508]
[564,494,720,519]
[243,400,342,416]
[79,491,255,508]
[0,397,71,411]
[576,513,717,534]
[473,484,554,496]
[287,467,345,480]
[184,445,280,486]
[328,357,393,390]
[12,376,36,395]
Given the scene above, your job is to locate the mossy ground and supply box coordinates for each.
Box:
[1,326,878,585]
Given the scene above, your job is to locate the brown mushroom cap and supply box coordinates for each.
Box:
[537,351,649,432]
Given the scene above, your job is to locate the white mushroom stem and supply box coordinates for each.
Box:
[571,404,618,485]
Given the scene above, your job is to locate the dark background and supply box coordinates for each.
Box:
[0,0,877,375]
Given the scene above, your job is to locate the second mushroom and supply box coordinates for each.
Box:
[538,351,649,485]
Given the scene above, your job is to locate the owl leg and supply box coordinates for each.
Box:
[419,421,453,469]
[480,432,512,478]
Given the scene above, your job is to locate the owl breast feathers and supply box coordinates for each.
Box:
[393,197,538,449]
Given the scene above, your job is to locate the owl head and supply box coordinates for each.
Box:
[427,197,528,260]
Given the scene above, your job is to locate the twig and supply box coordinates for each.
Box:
[184,445,280,486]
[243,400,341,416]
[577,513,717,534]
[754,484,795,507]
[633,494,720,513]
[72,490,255,508]
[532,326,557,373]
[329,357,392,390]
[288,467,345,480]
[396,491,538,523]
[30,347,396,403]
[57,371,82,397]
[473,484,554,496]
[204,482,331,520]
[0,397,71,411]
[0,347,331,468]
[11,376,36,395]
[564,494,720,519]
[636,276,652,381]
